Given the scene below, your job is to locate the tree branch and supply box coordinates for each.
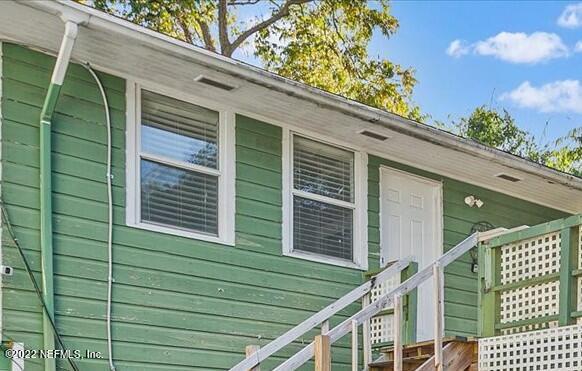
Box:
[228,0,262,5]
[218,0,230,54]
[177,17,194,44]
[330,12,363,79]
[226,0,313,57]
[198,20,216,52]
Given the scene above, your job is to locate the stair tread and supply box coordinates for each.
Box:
[370,339,479,371]
[369,354,431,367]
[378,336,475,353]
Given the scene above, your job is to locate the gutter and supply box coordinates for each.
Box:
[26,0,582,191]
[39,11,87,371]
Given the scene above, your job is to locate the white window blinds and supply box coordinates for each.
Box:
[139,90,220,236]
[292,136,355,261]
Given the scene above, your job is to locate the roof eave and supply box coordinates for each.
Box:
[25,0,582,192]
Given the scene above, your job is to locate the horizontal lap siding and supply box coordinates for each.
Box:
[2,43,569,371]
[1,44,363,370]
[367,156,567,337]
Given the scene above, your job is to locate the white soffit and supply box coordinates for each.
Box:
[1,0,580,213]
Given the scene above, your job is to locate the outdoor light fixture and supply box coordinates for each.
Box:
[464,195,484,208]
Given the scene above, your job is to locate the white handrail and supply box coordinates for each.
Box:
[273,232,479,371]
[229,256,413,371]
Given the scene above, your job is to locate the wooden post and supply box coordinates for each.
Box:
[351,320,358,371]
[559,226,580,326]
[433,264,443,371]
[393,294,403,371]
[401,261,418,345]
[477,244,486,337]
[245,345,261,371]
[479,244,500,337]
[362,293,372,370]
[314,335,331,371]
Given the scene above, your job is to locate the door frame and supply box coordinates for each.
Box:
[378,166,444,267]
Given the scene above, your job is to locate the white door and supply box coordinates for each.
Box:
[380,167,442,341]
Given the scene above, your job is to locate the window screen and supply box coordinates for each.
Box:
[292,136,355,261]
[139,90,220,236]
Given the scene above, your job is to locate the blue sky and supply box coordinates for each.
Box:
[370,1,582,142]
[235,1,582,143]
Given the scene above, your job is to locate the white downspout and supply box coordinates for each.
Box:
[52,21,78,82]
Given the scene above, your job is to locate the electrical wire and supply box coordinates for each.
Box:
[82,63,116,371]
[0,38,116,371]
[0,204,80,371]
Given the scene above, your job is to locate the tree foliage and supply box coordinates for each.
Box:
[542,128,581,176]
[254,0,420,119]
[446,106,581,176]
[452,106,539,158]
[89,0,420,119]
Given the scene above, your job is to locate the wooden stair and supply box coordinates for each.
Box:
[368,336,478,371]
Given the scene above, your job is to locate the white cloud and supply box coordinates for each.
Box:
[576,40,582,52]
[558,3,582,28]
[446,39,470,58]
[500,80,582,114]
[446,32,569,63]
[473,32,568,63]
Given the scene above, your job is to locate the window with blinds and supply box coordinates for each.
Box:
[292,135,355,261]
[139,90,220,236]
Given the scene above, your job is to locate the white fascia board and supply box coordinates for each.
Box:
[23,0,582,192]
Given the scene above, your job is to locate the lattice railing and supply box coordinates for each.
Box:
[363,261,417,348]
[368,274,399,344]
[479,215,582,337]
[499,231,561,334]
[479,323,582,370]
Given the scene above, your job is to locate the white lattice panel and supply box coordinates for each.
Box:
[479,324,582,370]
[498,231,562,332]
[370,314,394,345]
[369,274,399,303]
[368,274,399,344]
[500,281,560,325]
[500,231,561,285]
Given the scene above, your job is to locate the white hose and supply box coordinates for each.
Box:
[84,63,116,371]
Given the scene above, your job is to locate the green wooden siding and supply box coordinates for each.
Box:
[0,44,361,371]
[367,156,567,337]
[0,43,568,370]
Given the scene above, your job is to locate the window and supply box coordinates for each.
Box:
[284,132,367,269]
[126,84,235,244]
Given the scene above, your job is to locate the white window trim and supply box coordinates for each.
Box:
[282,129,368,270]
[125,81,235,245]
